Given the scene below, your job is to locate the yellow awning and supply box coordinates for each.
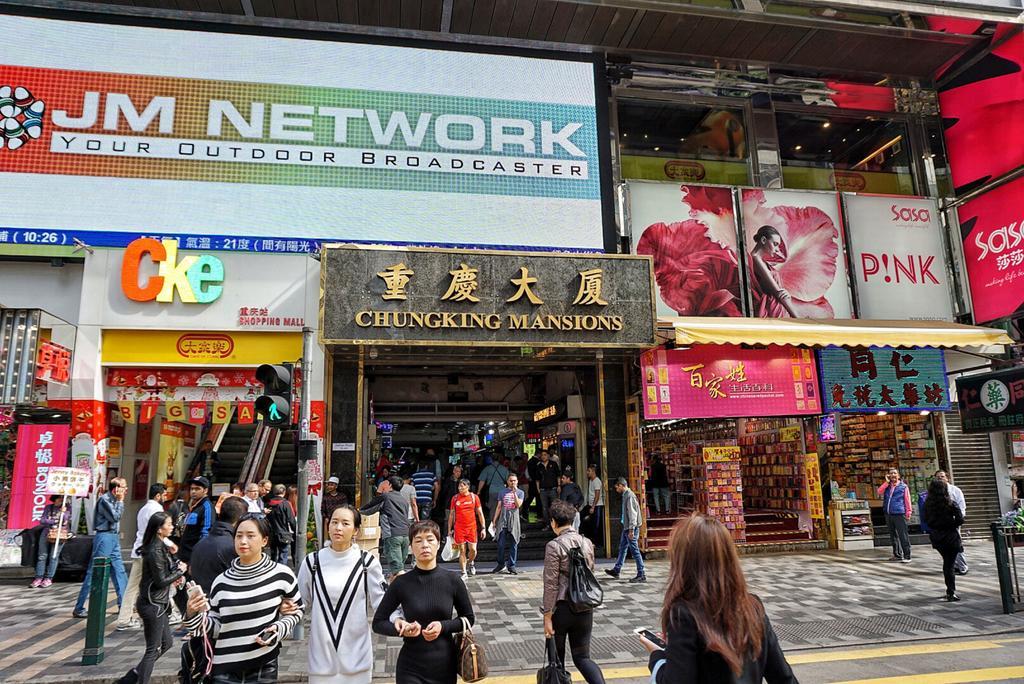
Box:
[661,317,1013,348]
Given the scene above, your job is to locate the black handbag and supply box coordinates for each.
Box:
[567,546,603,613]
[536,637,572,684]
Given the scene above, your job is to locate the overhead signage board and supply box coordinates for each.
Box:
[819,346,950,413]
[843,194,954,321]
[957,366,1024,433]
[320,245,656,347]
[0,15,605,253]
[640,344,821,419]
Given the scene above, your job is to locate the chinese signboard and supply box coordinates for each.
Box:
[101,330,302,365]
[703,446,741,463]
[819,346,950,413]
[35,339,71,385]
[45,467,91,497]
[804,453,825,520]
[957,367,1024,433]
[9,424,70,528]
[320,246,656,347]
[843,194,954,321]
[0,14,603,253]
[640,344,821,419]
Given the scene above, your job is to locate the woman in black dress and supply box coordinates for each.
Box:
[923,478,965,601]
[372,520,475,684]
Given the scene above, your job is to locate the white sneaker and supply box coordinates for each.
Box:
[116,619,141,631]
[461,572,469,581]
[469,562,476,576]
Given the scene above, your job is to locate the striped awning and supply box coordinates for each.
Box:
[661,317,1014,349]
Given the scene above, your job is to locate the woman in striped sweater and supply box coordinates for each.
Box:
[185,514,303,683]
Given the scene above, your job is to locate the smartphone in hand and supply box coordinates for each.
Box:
[633,627,667,650]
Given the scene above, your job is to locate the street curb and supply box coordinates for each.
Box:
[32,624,1024,684]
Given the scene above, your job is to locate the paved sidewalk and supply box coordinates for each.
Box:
[0,540,1020,683]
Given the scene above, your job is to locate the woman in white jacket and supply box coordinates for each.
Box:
[298,504,387,684]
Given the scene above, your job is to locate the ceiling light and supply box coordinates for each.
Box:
[653,146,660,151]
[822,122,831,128]
[643,134,648,139]
[622,133,627,138]
[679,137,685,142]
[919,410,931,416]
[877,410,888,416]
[842,138,847,142]
[794,145,802,151]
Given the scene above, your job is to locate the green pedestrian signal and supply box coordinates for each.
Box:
[255,363,293,427]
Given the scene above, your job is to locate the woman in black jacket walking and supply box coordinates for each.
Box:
[923,479,965,602]
[640,514,796,683]
[118,512,185,684]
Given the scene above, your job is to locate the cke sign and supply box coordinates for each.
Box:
[121,238,225,304]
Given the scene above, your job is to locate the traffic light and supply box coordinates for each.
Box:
[255,363,293,427]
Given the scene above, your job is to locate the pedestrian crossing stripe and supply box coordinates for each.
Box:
[830,667,1024,684]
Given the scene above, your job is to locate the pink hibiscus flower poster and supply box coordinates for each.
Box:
[739,189,853,319]
[628,182,742,318]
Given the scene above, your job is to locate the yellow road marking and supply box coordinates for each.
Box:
[830,666,1024,684]
[787,640,1006,664]
[481,638,1024,683]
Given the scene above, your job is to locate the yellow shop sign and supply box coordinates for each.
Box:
[102,330,302,365]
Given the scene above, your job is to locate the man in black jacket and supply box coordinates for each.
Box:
[558,470,585,531]
[267,484,296,567]
[189,496,246,593]
[537,450,562,525]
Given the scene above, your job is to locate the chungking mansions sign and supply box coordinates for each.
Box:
[320,246,656,347]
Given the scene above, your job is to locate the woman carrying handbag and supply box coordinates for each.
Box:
[298,505,387,684]
[541,500,606,684]
[117,512,186,684]
[372,520,477,684]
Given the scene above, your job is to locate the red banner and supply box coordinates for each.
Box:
[237,402,255,425]
[139,401,160,424]
[9,424,70,528]
[106,368,259,388]
[187,402,207,425]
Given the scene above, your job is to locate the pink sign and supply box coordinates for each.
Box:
[641,345,821,419]
[9,424,70,529]
[957,177,1024,324]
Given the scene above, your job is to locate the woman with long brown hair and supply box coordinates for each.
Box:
[640,514,796,683]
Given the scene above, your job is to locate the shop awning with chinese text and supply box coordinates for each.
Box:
[662,317,1013,349]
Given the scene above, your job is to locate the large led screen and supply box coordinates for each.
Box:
[0,15,605,253]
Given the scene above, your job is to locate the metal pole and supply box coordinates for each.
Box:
[50,494,69,571]
[992,522,1015,615]
[293,327,314,639]
[81,556,110,665]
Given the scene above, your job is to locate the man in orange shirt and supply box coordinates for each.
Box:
[448,478,487,580]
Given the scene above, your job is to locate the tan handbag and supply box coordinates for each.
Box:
[458,616,488,682]
[46,528,71,543]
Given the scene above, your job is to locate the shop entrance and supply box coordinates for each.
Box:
[327,346,622,559]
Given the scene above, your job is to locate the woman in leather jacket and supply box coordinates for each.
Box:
[118,511,185,684]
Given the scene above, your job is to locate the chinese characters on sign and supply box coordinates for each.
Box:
[35,340,71,385]
[8,424,71,528]
[321,247,656,347]
[819,347,950,413]
[957,367,1024,433]
[803,454,825,520]
[641,344,820,419]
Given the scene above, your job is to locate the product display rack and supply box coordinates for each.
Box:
[694,440,746,542]
[643,419,736,516]
[739,417,807,512]
[830,499,874,551]
[825,414,898,503]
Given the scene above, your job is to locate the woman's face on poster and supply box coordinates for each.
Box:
[759,232,786,261]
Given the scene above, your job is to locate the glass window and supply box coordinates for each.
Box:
[617,99,752,186]
[777,112,916,195]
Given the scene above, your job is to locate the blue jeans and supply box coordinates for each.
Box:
[651,488,671,514]
[612,526,645,577]
[211,659,278,683]
[74,531,128,613]
[35,535,59,579]
[276,543,291,568]
[496,530,518,570]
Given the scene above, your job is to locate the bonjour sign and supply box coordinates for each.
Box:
[320,245,656,347]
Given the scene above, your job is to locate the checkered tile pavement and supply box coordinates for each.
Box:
[0,540,1020,683]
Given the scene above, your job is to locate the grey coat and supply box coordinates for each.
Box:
[621,487,641,530]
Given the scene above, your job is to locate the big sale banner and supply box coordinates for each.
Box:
[957,177,1024,324]
[9,424,70,528]
[739,189,853,319]
[640,344,821,419]
[843,194,954,321]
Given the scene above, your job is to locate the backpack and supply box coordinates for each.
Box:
[567,545,603,613]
